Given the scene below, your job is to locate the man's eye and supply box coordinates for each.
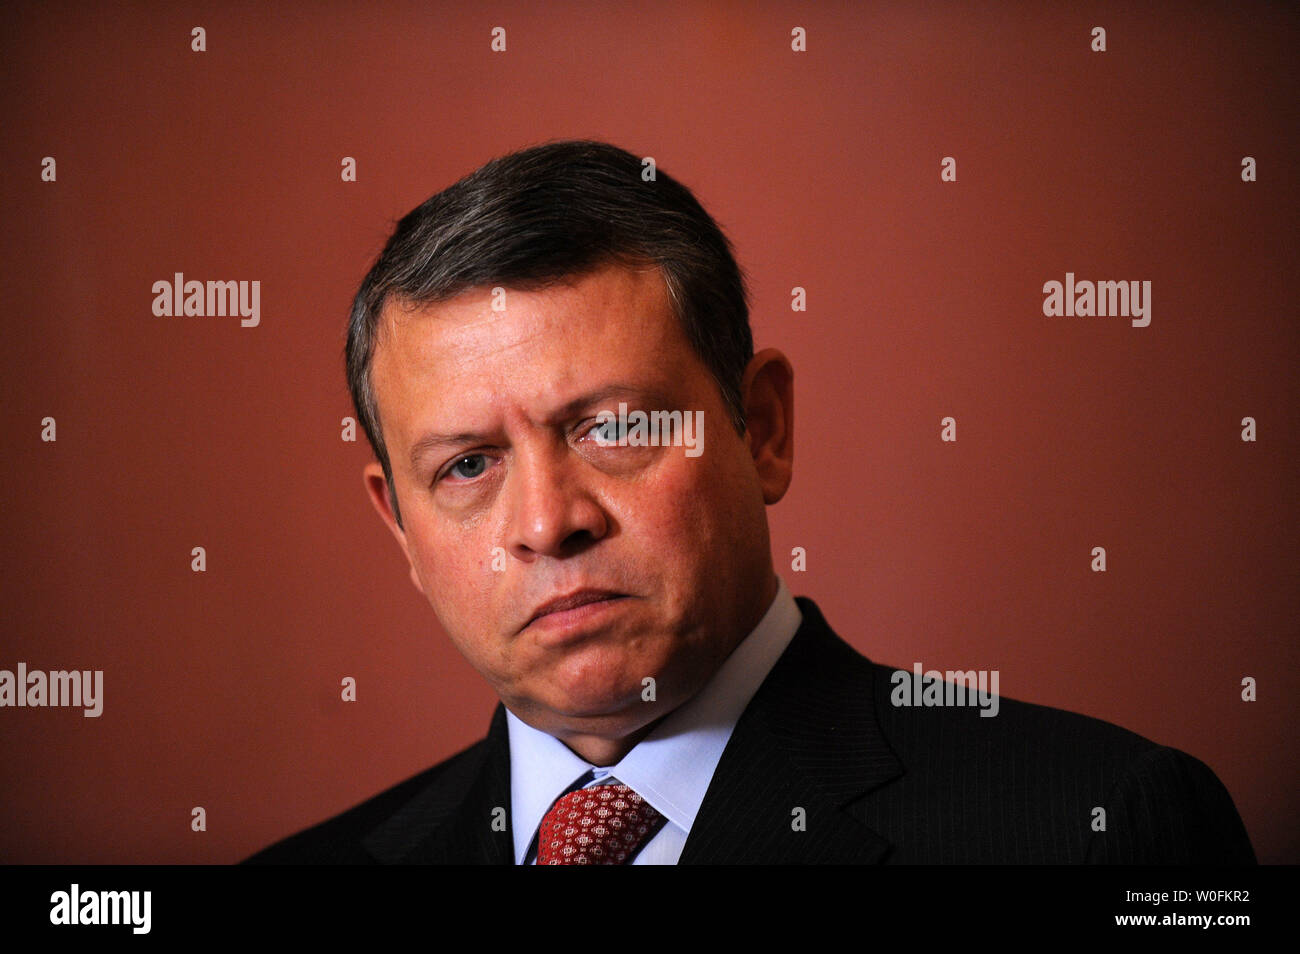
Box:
[447,454,489,480]
[591,418,624,444]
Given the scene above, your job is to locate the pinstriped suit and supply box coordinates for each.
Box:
[244,597,1255,864]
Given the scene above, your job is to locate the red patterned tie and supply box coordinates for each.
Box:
[536,782,667,865]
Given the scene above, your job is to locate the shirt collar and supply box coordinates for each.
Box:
[507,575,803,864]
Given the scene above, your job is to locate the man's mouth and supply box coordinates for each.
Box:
[523,589,628,632]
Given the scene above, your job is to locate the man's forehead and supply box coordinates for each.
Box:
[370,264,694,443]
[375,263,675,365]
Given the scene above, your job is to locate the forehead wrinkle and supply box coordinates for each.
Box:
[382,329,585,458]
[375,265,683,457]
[398,296,609,381]
[380,262,671,373]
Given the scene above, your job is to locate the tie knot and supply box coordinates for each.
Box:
[536,782,666,865]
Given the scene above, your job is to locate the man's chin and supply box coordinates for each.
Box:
[513,683,663,735]
[547,687,651,723]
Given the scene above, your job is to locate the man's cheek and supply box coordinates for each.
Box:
[412,535,476,582]
[629,459,709,532]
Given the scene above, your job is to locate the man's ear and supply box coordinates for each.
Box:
[363,462,424,593]
[740,348,794,504]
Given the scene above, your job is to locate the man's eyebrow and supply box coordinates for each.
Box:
[408,430,492,467]
[545,383,674,425]
[407,383,674,467]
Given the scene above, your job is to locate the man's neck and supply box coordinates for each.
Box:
[560,720,662,767]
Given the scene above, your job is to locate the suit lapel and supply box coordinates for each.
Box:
[679,597,903,864]
[361,705,515,864]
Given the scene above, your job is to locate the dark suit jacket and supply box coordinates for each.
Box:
[244,597,1256,864]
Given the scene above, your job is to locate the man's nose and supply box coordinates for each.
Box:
[505,445,608,559]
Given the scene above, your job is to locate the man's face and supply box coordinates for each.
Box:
[364,263,781,755]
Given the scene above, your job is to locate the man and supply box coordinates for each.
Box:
[246,140,1255,864]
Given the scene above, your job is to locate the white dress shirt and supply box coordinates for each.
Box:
[507,575,803,864]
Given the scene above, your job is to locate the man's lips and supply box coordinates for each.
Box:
[523,589,627,632]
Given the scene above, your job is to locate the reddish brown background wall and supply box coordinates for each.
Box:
[1,0,1295,863]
